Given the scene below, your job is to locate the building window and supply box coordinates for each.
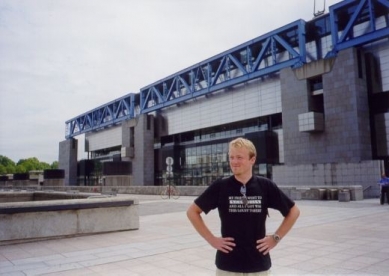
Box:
[308,76,324,113]
[147,115,151,130]
[156,116,283,185]
[130,127,135,148]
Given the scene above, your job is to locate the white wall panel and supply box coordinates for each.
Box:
[162,77,281,135]
[86,126,122,151]
[365,40,389,91]
[380,47,389,92]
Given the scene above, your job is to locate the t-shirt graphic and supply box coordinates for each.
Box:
[228,195,262,213]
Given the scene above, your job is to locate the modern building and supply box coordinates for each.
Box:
[59,0,389,198]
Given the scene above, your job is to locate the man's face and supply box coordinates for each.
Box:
[228,146,255,176]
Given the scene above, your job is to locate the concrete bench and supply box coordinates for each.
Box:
[0,191,139,245]
[101,188,118,196]
[66,189,80,194]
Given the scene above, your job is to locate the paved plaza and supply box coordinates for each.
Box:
[1,195,389,275]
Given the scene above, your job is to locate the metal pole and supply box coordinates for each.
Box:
[168,177,171,199]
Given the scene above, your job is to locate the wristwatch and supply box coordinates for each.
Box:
[272,233,281,243]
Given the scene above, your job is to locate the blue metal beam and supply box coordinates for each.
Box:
[327,0,389,57]
[65,93,136,139]
[140,19,306,113]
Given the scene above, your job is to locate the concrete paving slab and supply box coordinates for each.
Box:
[1,195,389,275]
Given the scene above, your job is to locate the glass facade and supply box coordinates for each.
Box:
[155,115,281,186]
[90,146,121,161]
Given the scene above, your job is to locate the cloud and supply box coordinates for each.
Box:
[0,0,342,163]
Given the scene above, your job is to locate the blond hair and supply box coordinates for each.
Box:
[229,137,257,159]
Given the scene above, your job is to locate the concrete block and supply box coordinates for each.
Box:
[350,186,364,201]
[290,190,302,200]
[339,190,351,202]
[327,189,338,200]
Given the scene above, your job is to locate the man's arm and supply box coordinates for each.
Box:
[187,203,235,253]
[256,204,300,255]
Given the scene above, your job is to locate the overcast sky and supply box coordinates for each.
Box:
[0,0,342,164]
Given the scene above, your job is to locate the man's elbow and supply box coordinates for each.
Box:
[187,203,201,221]
[289,205,300,220]
[186,206,193,220]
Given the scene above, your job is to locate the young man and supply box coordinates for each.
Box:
[187,137,300,275]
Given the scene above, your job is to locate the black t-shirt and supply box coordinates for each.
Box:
[194,175,295,273]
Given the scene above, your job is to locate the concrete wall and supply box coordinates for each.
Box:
[275,47,380,197]
[57,114,155,187]
[58,138,78,185]
[0,185,367,201]
[0,195,139,245]
[0,191,88,203]
[43,179,64,186]
[122,114,154,186]
[273,160,381,198]
[103,175,132,186]
[281,48,372,165]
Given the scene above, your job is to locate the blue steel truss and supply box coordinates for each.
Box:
[65,0,389,139]
[140,20,306,113]
[65,93,135,138]
[327,0,389,57]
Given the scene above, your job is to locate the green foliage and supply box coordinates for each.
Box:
[0,164,6,175]
[15,164,26,173]
[0,155,15,167]
[51,161,59,169]
[0,155,57,175]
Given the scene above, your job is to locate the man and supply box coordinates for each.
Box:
[187,137,300,275]
[378,173,389,205]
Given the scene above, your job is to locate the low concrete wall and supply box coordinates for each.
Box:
[36,185,208,196]
[280,186,364,201]
[9,180,30,187]
[273,161,381,198]
[0,191,87,203]
[0,192,139,245]
[43,179,64,186]
[103,175,132,186]
[1,185,365,201]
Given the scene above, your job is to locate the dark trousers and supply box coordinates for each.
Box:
[380,186,389,205]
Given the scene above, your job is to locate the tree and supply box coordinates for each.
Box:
[0,164,6,175]
[17,158,41,172]
[16,158,52,172]
[5,164,16,174]
[0,156,58,174]
[51,161,59,169]
[15,164,26,173]
[0,156,16,174]
[38,161,51,171]
[0,155,15,167]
